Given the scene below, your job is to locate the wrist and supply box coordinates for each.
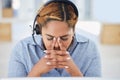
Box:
[71,71,83,77]
[27,66,42,77]
[66,66,83,77]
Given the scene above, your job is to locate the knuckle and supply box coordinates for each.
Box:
[52,61,57,66]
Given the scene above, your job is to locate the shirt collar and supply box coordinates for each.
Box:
[75,33,88,43]
[31,35,45,50]
[67,33,88,55]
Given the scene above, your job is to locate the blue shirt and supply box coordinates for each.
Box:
[8,33,101,77]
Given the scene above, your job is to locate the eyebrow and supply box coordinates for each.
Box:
[45,34,70,38]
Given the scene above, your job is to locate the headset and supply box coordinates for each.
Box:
[32,0,79,50]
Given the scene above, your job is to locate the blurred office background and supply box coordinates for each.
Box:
[0,0,120,78]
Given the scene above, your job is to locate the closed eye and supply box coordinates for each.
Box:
[60,37,68,41]
[47,37,54,41]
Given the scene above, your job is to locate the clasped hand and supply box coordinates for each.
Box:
[28,37,83,77]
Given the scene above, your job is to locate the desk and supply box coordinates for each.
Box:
[1,78,120,80]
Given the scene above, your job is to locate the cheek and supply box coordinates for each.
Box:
[42,38,52,49]
[62,37,73,48]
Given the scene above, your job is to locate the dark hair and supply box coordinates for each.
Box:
[37,0,78,30]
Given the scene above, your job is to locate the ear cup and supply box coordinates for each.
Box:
[34,24,41,34]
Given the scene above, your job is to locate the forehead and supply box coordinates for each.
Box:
[42,21,73,36]
[45,20,69,29]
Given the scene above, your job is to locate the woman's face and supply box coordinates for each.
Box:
[41,21,74,50]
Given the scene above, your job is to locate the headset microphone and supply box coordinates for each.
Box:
[32,14,44,51]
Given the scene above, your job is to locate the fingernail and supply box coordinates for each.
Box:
[43,50,46,53]
[43,50,47,53]
[65,66,69,69]
[66,51,69,54]
[46,62,51,65]
[44,55,48,58]
[53,37,56,41]
[66,57,71,60]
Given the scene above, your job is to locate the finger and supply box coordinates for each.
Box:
[44,54,53,60]
[56,51,69,56]
[44,50,57,59]
[56,65,69,69]
[44,55,57,61]
[57,37,66,50]
[57,61,67,65]
[46,65,57,69]
[46,60,57,66]
[51,37,56,50]
[43,50,50,55]
[47,37,56,50]
[56,55,71,62]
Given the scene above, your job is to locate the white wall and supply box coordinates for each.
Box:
[17,0,35,20]
[0,0,2,20]
[75,0,86,20]
[93,0,120,23]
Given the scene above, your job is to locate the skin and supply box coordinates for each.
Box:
[28,21,83,77]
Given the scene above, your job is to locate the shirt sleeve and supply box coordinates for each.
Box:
[84,56,101,77]
[8,42,27,77]
[84,40,101,77]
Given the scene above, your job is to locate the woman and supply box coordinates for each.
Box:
[8,0,101,77]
